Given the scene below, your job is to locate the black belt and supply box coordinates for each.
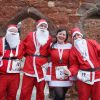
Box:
[3,57,17,60]
[81,67,100,72]
[26,54,48,58]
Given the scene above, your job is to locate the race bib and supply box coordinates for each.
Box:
[7,59,21,73]
[42,63,49,76]
[77,70,91,84]
[55,66,67,79]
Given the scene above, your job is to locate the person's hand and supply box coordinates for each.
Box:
[64,69,71,79]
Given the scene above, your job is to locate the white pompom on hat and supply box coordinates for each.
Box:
[70,28,83,38]
[7,24,18,33]
[36,19,48,28]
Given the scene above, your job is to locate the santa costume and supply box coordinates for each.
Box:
[19,19,51,100]
[69,28,100,100]
[0,25,24,100]
[48,43,73,87]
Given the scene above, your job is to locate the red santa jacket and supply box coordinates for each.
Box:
[69,39,100,83]
[0,37,24,74]
[23,32,51,82]
[49,43,71,80]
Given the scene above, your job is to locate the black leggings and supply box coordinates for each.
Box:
[53,87,69,100]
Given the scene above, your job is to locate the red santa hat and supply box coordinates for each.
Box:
[36,19,48,28]
[71,28,83,38]
[7,24,18,33]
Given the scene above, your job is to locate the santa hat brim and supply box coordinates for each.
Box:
[72,31,83,37]
[37,22,48,28]
[7,26,18,33]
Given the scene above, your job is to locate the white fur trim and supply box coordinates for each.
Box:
[53,43,72,49]
[32,33,45,82]
[7,42,21,73]
[49,81,73,87]
[44,75,51,81]
[37,22,48,28]
[48,62,52,68]
[72,31,83,37]
[7,26,18,32]
[94,79,100,82]
[33,55,45,82]
[0,38,5,67]
[24,72,45,82]
[24,72,37,77]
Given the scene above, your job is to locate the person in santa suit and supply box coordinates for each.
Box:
[0,24,24,100]
[19,19,52,100]
[65,27,100,100]
[47,29,73,100]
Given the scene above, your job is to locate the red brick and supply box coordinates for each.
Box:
[0,0,99,41]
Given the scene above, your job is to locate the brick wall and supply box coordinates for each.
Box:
[0,0,100,42]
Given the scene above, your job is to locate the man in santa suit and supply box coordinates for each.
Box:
[65,27,100,100]
[19,19,51,100]
[0,24,24,100]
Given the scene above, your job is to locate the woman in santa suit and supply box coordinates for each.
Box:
[0,25,24,100]
[48,29,73,100]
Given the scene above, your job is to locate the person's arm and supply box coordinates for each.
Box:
[65,48,79,77]
[47,36,52,57]
[17,41,26,59]
[88,39,100,57]
[22,32,33,57]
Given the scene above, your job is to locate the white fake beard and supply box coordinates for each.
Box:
[74,38,85,53]
[36,28,49,46]
[5,31,20,49]
[74,38,88,58]
[74,38,83,47]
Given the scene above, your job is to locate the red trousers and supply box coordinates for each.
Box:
[77,80,100,100]
[19,74,45,100]
[0,73,20,100]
